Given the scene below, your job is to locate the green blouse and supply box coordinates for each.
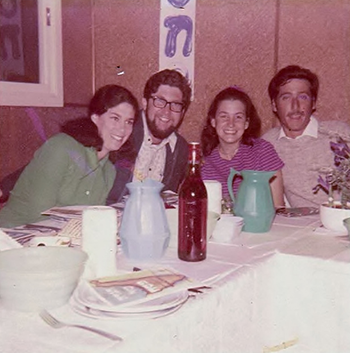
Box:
[0,133,116,227]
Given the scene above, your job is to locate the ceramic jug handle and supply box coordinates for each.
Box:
[227,168,238,204]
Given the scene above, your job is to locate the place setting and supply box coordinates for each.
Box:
[70,268,193,320]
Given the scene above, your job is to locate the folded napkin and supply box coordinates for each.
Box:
[0,229,22,250]
[80,267,195,310]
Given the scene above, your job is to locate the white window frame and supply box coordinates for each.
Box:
[0,0,63,107]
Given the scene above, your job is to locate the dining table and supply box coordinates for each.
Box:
[1,211,350,353]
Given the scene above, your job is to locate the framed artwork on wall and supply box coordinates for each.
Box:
[0,0,63,107]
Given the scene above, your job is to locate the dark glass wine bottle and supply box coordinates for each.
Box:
[178,142,207,262]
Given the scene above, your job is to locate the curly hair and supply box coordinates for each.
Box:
[61,85,139,163]
[143,69,192,112]
[201,87,261,157]
[268,65,319,102]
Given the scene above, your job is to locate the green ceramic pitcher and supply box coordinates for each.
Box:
[227,169,276,233]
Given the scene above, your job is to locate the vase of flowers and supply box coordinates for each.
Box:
[313,136,350,232]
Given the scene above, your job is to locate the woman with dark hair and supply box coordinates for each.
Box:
[0,85,139,227]
[201,86,285,207]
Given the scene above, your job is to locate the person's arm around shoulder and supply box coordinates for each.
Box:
[270,170,285,208]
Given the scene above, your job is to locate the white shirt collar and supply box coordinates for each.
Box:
[278,115,318,140]
[141,111,177,152]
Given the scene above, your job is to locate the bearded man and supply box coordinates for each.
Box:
[107,69,192,203]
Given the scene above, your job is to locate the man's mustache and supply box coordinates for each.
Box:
[287,111,304,118]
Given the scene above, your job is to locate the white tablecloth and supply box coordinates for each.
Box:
[1,214,350,353]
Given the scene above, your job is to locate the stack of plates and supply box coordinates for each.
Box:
[70,281,189,320]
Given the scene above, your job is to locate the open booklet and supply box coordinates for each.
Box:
[75,268,200,310]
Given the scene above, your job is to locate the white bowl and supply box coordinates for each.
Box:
[212,215,244,242]
[320,202,350,233]
[0,247,87,312]
[166,209,220,248]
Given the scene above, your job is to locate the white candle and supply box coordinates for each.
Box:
[82,206,117,279]
[204,180,222,214]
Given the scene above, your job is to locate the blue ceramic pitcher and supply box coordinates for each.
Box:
[227,169,276,233]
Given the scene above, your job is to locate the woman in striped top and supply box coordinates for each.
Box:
[201,86,285,207]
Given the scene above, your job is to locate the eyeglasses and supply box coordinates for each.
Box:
[150,96,184,113]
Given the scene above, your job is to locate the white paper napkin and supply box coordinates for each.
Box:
[82,206,118,279]
[203,180,222,214]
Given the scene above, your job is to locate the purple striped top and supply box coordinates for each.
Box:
[201,138,284,197]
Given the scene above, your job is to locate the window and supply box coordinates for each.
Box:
[0,0,63,107]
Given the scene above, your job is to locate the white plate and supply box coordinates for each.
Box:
[70,294,185,320]
[72,280,189,314]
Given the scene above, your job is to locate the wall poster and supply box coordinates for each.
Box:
[159,0,196,97]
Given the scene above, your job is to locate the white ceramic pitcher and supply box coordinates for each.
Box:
[119,179,170,260]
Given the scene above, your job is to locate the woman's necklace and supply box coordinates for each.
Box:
[219,146,238,160]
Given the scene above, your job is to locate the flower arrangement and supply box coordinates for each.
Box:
[313,136,350,209]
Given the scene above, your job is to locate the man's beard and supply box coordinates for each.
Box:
[146,112,180,140]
